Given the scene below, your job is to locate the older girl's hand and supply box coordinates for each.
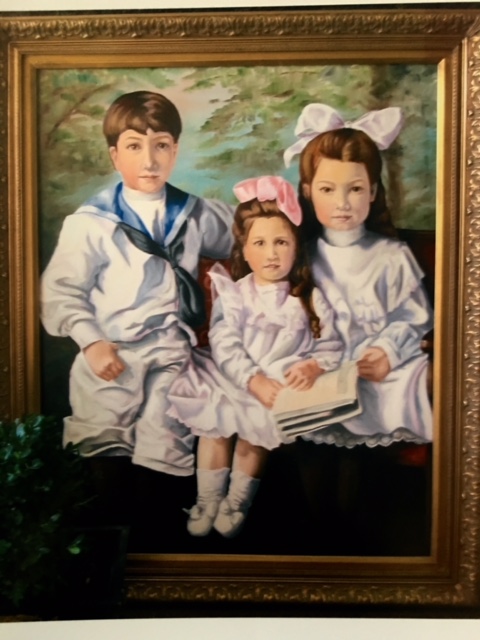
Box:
[284,359,325,391]
[83,340,126,381]
[357,347,391,382]
[248,373,284,409]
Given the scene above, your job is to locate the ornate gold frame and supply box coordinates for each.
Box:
[2,7,480,611]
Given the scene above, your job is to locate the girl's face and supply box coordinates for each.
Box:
[306,158,377,232]
[242,215,296,286]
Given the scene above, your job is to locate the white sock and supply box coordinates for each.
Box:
[227,469,260,512]
[196,467,230,503]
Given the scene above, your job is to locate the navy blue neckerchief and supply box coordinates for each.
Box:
[85,182,206,328]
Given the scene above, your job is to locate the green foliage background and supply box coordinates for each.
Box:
[38,64,436,416]
[39,64,436,267]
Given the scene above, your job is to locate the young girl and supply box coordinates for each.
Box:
[168,175,343,537]
[284,103,433,448]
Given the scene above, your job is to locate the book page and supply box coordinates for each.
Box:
[272,361,358,420]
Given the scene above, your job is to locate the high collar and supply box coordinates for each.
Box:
[323,224,366,247]
[122,185,166,202]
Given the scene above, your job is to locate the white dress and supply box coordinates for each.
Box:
[304,225,434,448]
[167,265,344,450]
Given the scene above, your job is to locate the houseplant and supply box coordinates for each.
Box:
[0,414,94,614]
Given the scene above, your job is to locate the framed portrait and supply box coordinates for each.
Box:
[2,6,480,612]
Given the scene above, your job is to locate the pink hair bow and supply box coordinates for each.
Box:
[233,175,302,226]
[283,103,404,167]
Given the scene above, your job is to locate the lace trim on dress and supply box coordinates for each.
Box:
[303,424,428,448]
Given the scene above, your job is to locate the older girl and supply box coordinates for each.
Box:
[284,103,433,448]
[168,175,343,537]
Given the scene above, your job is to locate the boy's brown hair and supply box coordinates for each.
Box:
[103,90,182,147]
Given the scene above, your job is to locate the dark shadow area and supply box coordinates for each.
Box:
[55,524,130,620]
[78,440,431,559]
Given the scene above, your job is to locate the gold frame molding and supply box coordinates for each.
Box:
[2,7,480,610]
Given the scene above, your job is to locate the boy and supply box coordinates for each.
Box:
[41,90,234,479]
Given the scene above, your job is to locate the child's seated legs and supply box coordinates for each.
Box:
[132,329,195,474]
[66,325,194,476]
[185,435,232,536]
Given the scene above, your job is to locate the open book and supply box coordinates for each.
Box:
[272,361,362,438]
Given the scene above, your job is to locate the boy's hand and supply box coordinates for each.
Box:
[357,347,391,382]
[248,373,284,409]
[284,359,325,391]
[83,340,126,381]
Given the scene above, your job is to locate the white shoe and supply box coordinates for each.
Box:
[213,497,247,538]
[186,467,230,537]
[186,497,222,537]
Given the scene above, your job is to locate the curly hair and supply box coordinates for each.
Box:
[298,128,397,241]
[231,198,321,339]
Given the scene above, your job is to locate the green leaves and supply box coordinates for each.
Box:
[38,64,437,245]
[67,535,84,556]
[0,415,91,608]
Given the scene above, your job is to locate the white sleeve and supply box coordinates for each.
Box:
[370,244,433,369]
[197,198,235,260]
[309,288,345,371]
[371,285,433,369]
[40,214,107,350]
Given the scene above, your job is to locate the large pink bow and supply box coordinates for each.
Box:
[233,175,302,226]
[284,103,404,167]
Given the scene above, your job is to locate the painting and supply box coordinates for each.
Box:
[37,61,436,558]
[3,7,480,612]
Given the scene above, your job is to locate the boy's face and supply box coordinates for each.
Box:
[109,128,178,194]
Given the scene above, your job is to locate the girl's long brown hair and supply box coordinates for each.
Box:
[231,199,321,339]
[298,128,397,241]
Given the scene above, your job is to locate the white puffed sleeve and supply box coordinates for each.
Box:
[369,244,433,369]
[197,197,235,259]
[40,214,107,350]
